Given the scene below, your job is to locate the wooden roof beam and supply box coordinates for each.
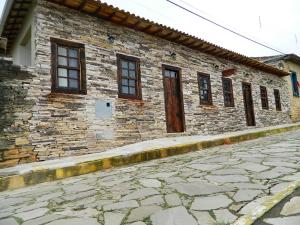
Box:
[7,16,25,20]
[140,24,152,32]
[11,8,29,13]
[169,34,182,41]
[201,45,214,52]
[209,48,222,54]
[161,31,174,38]
[117,15,130,25]
[92,6,102,16]
[151,28,163,35]
[77,0,87,11]
[106,11,116,20]
[128,20,141,29]
[176,37,190,44]
[205,47,218,54]
[218,51,230,58]
[185,40,200,47]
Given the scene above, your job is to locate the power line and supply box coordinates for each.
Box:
[166,0,287,55]
[129,0,175,22]
[176,0,212,18]
[171,0,280,52]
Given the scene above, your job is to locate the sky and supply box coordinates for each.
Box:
[0,0,299,57]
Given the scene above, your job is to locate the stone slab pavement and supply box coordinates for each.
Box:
[0,129,300,225]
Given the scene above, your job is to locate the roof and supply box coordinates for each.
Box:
[0,0,33,51]
[0,0,289,77]
[254,54,300,65]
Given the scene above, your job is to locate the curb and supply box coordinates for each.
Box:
[232,179,300,225]
[1,124,300,192]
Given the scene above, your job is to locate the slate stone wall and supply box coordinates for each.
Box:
[0,58,36,168]
[1,0,291,166]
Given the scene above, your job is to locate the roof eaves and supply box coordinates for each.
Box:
[283,54,300,65]
[2,0,289,77]
[0,0,14,35]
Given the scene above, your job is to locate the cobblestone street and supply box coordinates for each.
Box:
[1,130,300,225]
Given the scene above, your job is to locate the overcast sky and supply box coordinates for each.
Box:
[0,0,299,57]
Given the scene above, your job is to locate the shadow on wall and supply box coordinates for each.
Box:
[0,58,36,168]
[0,38,7,57]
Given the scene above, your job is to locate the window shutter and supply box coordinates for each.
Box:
[51,41,57,92]
[80,47,87,95]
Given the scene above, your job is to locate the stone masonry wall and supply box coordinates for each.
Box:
[0,58,36,168]
[6,0,290,163]
[284,61,300,122]
[262,59,300,122]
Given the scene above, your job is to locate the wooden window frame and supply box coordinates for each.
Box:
[274,89,282,111]
[198,73,212,105]
[291,72,299,97]
[50,37,86,95]
[260,86,269,110]
[117,54,142,100]
[222,77,234,107]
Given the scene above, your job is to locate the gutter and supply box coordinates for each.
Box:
[0,0,14,35]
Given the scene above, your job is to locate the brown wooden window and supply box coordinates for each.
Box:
[198,73,212,105]
[260,86,269,110]
[50,38,86,94]
[222,77,234,107]
[274,89,282,111]
[117,54,142,100]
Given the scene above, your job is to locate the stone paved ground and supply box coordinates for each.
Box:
[0,130,300,225]
[254,187,300,225]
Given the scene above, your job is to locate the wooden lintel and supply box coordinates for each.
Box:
[222,68,236,77]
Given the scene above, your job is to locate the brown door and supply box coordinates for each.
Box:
[242,83,255,126]
[163,66,185,133]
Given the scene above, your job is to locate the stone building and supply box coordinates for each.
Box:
[255,54,300,122]
[0,0,291,168]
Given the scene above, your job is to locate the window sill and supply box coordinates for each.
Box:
[48,92,86,99]
[118,94,142,101]
[117,97,144,105]
[199,104,217,109]
[51,88,87,95]
[200,102,213,106]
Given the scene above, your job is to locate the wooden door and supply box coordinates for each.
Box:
[242,83,255,126]
[163,66,185,133]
